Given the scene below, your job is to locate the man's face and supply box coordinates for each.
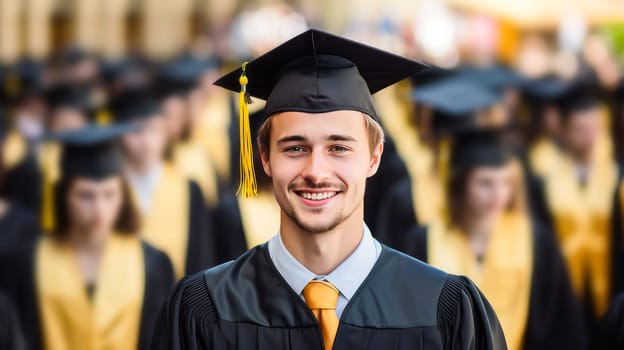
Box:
[260,110,383,234]
[120,116,167,170]
[563,107,601,157]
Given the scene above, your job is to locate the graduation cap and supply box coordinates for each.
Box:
[155,60,203,100]
[109,87,161,122]
[558,82,601,120]
[520,76,572,104]
[45,84,94,115]
[46,123,136,179]
[214,28,427,197]
[458,65,526,92]
[411,77,501,134]
[450,128,512,171]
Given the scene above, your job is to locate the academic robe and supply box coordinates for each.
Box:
[598,293,624,349]
[374,177,419,251]
[0,235,174,350]
[2,151,42,212]
[408,222,588,350]
[210,182,248,263]
[0,201,38,258]
[0,291,27,350]
[138,164,220,278]
[151,244,507,350]
[533,158,623,321]
[364,136,417,236]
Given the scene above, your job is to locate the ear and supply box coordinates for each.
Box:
[259,146,272,177]
[367,142,384,177]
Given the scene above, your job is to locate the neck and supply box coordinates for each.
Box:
[67,227,110,254]
[280,208,364,276]
[458,213,498,256]
[571,148,594,167]
[126,160,159,178]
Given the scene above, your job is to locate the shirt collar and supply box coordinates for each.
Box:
[268,223,380,300]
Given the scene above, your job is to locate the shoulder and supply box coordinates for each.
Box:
[141,241,173,268]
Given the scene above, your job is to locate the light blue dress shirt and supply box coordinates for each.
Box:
[267,223,382,319]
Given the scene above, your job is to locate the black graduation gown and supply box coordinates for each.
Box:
[186,180,221,274]
[0,239,174,350]
[1,152,42,213]
[210,182,247,265]
[363,136,416,235]
[0,291,27,350]
[0,202,38,258]
[152,244,506,350]
[374,177,419,251]
[598,293,624,349]
[408,223,588,350]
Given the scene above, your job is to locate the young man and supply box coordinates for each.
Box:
[537,87,623,327]
[152,29,506,350]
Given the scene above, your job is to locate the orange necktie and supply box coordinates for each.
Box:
[303,280,340,350]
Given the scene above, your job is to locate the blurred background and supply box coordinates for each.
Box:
[1,1,624,349]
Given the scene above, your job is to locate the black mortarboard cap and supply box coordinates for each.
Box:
[109,87,161,122]
[45,84,93,113]
[450,128,512,171]
[558,81,601,119]
[46,123,136,179]
[214,28,428,121]
[520,76,572,103]
[412,76,501,134]
[459,64,526,91]
[214,28,427,197]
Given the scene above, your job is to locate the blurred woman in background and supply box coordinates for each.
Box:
[409,129,587,350]
[0,124,174,350]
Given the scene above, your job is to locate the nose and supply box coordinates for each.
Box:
[301,148,331,184]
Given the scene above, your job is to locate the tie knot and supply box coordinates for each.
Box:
[303,280,339,310]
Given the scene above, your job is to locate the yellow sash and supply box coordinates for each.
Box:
[2,129,27,171]
[173,140,219,208]
[193,92,233,182]
[139,163,189,279]
[36,233,144,350]
[238,191,280,248]
[529,138,562,178]
[543,155,618,317]
[428,213,533,350]
[373,83,443,224]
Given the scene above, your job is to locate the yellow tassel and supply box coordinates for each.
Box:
[237,62,257,197]
[95,108,112,126]
[40,171,55,232]
[438,137,451,224]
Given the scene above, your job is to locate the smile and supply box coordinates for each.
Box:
[298,191,338,201]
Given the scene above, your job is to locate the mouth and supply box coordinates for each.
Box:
[294,190,341,207]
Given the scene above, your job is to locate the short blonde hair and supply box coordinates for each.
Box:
[256,112,385,155]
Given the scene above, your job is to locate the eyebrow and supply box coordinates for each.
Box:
[276,134,357,145]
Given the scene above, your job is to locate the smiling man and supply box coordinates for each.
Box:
[152,29,506,350]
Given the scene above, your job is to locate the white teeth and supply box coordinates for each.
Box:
[301,192,336,201]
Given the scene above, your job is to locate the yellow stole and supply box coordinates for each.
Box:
[139,163,189,279]
[529,138,562,178]
[37,142,62,232]
[2,129,27,171]
[238,191,280,248]
[428,213,533,350]
[373,83,444,224]
[543,155,618,317]
[36,233,144,350]
[193,92,234,182]
[173,140,219,208]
